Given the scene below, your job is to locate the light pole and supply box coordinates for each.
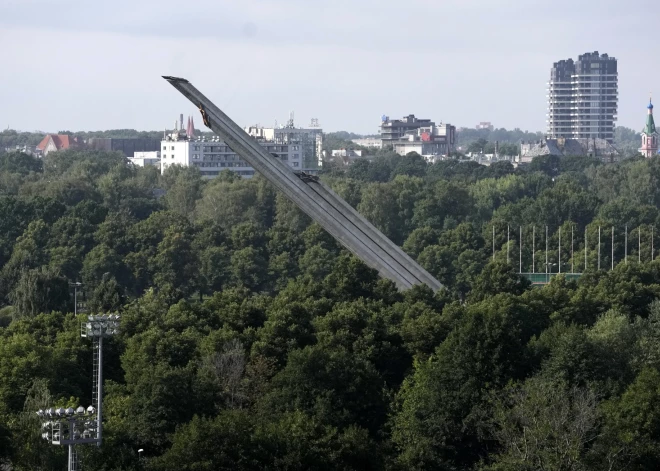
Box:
[571,225,574,274]
[598,226,601,270]
[37,406,98,471]
[532,226,535,274]
[545,225,549,275]
[519,226,522,273]
[507,225,510,265]
[558,227,562,274]
[69,282,83,315]
[492,225,495,261]
[81,314,120,447]
[585,227,588,272]
[37,314,120,471]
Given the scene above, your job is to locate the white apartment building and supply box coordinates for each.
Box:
[161,126,321,178]
[351,137,382,149]
[245,124,324,168]
[129,151,161,167]
[547,51,618,142]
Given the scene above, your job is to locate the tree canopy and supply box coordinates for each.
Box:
[1,147,660,470]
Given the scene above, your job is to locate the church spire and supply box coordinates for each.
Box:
[641,96,658,158]
[646,96,656,135]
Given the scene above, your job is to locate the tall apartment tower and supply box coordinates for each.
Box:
[547,51,618,142]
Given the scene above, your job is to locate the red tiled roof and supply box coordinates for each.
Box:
[36,135,51,151]
[37,134,78,151]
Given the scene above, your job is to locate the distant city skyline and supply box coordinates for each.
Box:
[0,0,657,135]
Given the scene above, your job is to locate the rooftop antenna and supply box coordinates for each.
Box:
[287,111,294,128]
[310,118,319,128]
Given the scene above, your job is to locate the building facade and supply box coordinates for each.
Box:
[640,98,658,158]
[36,134,81,156]
[391,123,456,160]
[520,137,620,163]
[161,125,321,178]
[330,149,363,166]
[380,115,434,145]
[476,121,494,131]
[129,151,161,167]
[547,51,618,142]
[245,124,323,169]
[86,138,161,157]
[351,137,382,149]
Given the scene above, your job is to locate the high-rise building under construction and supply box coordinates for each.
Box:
[547,51,618,142]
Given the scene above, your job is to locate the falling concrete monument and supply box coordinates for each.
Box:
[163,76,442,292]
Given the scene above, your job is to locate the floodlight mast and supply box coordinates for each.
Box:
[37,406,98,471]
[37,313,119,471]
[97,334,103,446]
[81,314,120,447]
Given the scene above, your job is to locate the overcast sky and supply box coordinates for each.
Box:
[0,0,656,135]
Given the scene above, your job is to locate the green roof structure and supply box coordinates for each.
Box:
[644,98,656,135]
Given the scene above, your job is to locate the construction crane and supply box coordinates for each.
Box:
[162,76,442,292]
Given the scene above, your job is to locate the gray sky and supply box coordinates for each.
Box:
[0,0,656,135]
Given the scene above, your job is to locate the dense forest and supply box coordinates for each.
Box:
[2,146,660,470]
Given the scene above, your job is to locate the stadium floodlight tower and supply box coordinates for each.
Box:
[81,314,120,448]
[37,406,99,471]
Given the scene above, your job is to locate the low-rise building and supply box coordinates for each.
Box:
[520,137,620,163]
[3,145,38,155]
[160,131,252,177]
[87,138,161,157]
[161,128,321,179]
[129,151,161,167]
[351,137,382,149]
[476,121,494,130]
[380,114,434,145]
[245,123,323,169]
[391,123,456,161]
[159,112,322,178]
[36,134,82,156]
[331,149,363,166]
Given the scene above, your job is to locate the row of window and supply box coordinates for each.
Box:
[194,145,232,152]
[162,144,304,157]
[192,162,248,168]
[190,153,301,161]
[200,170,255,177]
[191,145,300,152]
[192,154,239,161]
